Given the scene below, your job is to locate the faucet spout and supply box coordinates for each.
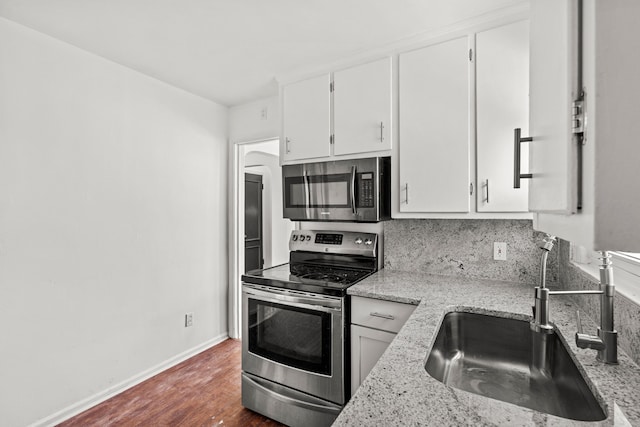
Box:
[530,243,618,364]
[538,234,556,290]
[530,234,556,333]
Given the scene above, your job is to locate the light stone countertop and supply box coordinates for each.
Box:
[334,270,640,426]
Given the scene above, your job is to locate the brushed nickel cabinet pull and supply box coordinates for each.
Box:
[514,128,532,188]
[485,179,489,203]
[370,312,395,320]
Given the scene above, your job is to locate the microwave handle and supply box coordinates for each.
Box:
[303,168,310,209]
[350,165,357,215]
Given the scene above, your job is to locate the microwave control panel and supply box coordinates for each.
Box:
[358,173,375,208]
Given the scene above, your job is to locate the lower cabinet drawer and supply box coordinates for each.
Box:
[351,296,416,333]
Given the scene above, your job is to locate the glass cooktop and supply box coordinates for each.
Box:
[241,263,374,296]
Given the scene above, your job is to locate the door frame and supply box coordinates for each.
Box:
[228,138,280,339]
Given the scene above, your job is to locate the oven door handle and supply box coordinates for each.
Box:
[243,286,342,312]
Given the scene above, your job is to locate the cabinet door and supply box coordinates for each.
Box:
[350,325,395,397]
[333,58,392,156]
[476,21,530,212]
[528,0,580,213]
[282,74,331,161]
[399,36,470,213]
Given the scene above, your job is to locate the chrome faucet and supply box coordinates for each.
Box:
[530,234,557,333]
[530,235,618,364]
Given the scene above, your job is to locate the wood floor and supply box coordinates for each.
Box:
[58,339,284,427]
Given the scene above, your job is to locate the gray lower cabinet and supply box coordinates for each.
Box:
[350,296,416,396]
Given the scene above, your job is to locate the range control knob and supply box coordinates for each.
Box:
[292,235,298,241]
[364,239,373,246]
[355,238,363,245]
[305,235,311,241]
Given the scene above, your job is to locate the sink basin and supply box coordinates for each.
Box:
[425,311,606,421]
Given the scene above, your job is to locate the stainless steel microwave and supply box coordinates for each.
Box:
[282,157,390,222]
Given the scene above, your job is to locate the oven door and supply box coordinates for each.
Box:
[242,283,346,404]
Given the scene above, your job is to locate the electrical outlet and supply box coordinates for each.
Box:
[185,313,193,327]
[493,242,507,261]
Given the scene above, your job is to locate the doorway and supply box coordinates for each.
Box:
[229,138,293,339]
[244,173,263,272]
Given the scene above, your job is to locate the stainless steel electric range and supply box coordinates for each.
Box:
[241,230,379,427]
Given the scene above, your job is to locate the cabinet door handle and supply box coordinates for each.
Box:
[403,183,409,204]
[513,128,532,188]
[370,312,395,320]
[285,137,291,154]
[485,179,489,203]
[379,122,385,142]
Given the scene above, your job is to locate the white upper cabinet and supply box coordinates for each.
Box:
[280,58,392,164]
[528,0,580,214]
[476,20,530,212]
[334,58,392,156]
[282,74,331,162]
[530,0,640,251]
[399,36,471,213]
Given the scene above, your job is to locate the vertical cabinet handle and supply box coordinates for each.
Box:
[485,179,490,203]
[404,183,409,204]
[513,128,532,188]
[380,122,384,142]
[285,137,291,154]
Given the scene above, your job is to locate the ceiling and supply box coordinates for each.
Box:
[0,0,527,107]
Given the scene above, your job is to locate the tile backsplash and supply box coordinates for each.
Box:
[384,219,558,285]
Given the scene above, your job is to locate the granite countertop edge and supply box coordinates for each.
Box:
[333,269,640,426]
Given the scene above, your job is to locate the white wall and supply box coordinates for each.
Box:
[228,96,279,143]
[0,18,229,427]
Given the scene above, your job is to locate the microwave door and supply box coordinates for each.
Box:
[305,162,329,220]
[304,163,326,220]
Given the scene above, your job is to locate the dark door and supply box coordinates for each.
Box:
[245,173,263,272]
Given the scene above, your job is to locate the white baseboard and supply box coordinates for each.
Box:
[30,333,229,427]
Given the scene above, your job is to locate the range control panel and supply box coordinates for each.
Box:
[289,230,378,257]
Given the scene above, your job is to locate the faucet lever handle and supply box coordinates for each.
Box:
[576,310,584,334]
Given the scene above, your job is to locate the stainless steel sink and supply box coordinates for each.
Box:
[425,311,606,421]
